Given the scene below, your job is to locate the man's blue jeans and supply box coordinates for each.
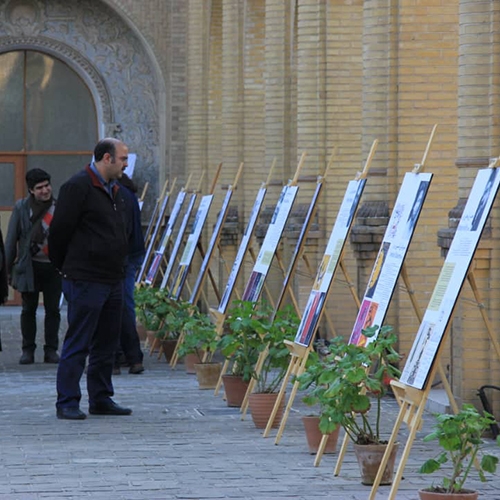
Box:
[56,279,123,409]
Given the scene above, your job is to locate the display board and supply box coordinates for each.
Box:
[217,186,268,314]
[160,192,198,291]
[241,184,299,304]
[293,178,367,347]
[400,166,500,389]
[347,171,433,346]
[144,188,187,285]
[169,194,214,299]
[136,180,174,283]
[189,163,244,305]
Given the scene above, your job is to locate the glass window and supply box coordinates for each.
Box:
[27,155,92,197]
[26,51,97,151]
[0,52,24,151]
[0,162,15,206]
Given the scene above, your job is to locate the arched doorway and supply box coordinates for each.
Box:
[0,49,97,207]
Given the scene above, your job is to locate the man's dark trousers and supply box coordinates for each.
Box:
[56,278,123,410]
[21,261,61,353]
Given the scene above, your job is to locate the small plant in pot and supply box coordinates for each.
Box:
[177,307,221,389]
[217,300,268,407]
[134,286,167,349]
[418,404,500,499]
[246,303,300,428]
[296,324,401,484]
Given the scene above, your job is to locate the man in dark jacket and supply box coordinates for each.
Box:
[115,173,146,374]
[49,138,132,420]
[5,169,61,364]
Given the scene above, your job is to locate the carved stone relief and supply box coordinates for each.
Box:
[0,0,160,197]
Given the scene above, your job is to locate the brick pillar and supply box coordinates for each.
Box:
[437,0,500,406]
[352,0,398,318]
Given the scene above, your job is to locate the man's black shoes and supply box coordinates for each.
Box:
[89,400,132,416]
[57,407,87,420]
[44,351,60,364]
[19,350,34,364]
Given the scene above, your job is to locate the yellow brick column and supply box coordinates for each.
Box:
[351,0,398,318]
[442,0,500,407]
[264,0,295,182]
[186,0,210,184]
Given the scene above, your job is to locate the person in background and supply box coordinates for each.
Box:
[0,226,9,350]
[49,138,131,420]
[115,173,145,375]
[5,169,61,365]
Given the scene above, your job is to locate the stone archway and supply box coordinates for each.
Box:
[0,0,163,203]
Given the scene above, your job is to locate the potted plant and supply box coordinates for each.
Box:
[245,303,300,428]
[418,404,500,499]
[217,300,266,407]
[177,307,221,389]
[134,286,165,348]
[296,324,401,484]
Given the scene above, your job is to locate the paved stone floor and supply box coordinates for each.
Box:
[1,307,499,499]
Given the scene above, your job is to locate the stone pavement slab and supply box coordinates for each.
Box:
[1,307,499,500]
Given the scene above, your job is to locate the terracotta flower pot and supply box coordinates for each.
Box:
[418,489,478,500]
[160,339,178,362]
[352,442,399,486]
[136,321,147,342]
[146,330,158,351]
[194,362,222,389]
[222,374,250,407]
[301,415,340,455]
[248,392,284,429]
[184,352,203,374]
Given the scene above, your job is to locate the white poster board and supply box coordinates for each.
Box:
[160,193,198,290]
[241,184,299,304]
[136,190,171,283]
[189,189,234,304]
[348,172,433,346]
[400,167,500,389]
[294,179,366,347]
[217,186,267,314]
[144,190,187,285]
[169,194,214,299]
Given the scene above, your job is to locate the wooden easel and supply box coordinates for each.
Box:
[212,154,307,393]
[169,163,244,369]
[369,267,500,500]
[159,173,205,292]
[143,179,169,247]
[262,140,379,441]
[142,174,193,286]
[368,157,500,500]
[138,182,149,211]
[136,178,177,283]
[239,152,336,417]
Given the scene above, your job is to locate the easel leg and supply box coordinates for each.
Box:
[263,356,297,438]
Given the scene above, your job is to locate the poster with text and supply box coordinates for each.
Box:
[170,194,214,299]
[145,190,187,285]
[400,167,500,389]
[218,187,267,313]
[241,184,299,303]
[348,172,433,346]
[294,179,366,347]
[189,189,234,303]
[273,181,324,315]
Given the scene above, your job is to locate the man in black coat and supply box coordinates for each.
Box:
[49,138,132,420]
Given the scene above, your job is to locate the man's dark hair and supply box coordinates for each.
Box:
[94,139,117,162]
[26,168,51,190]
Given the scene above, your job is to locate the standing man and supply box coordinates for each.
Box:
[49,138,132,420]
[5,169,62,365]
